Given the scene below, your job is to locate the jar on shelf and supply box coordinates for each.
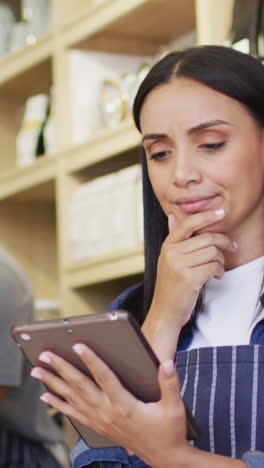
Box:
[21,0,52,40]
[9,21,30,53]
[99,79,126,128]
[120,72,139,113]
[43,89,58,156]
[16,93,49,167]
[0,3,17,58]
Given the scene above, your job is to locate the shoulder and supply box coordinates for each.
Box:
[0,248,33,322]
[0,248,32,297]
[0,248,31,290]
[107,284,142,312]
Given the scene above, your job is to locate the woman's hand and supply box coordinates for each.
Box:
[30,344,190,467]
[142,209,237,361]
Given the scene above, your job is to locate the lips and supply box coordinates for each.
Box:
[176,195,219,213]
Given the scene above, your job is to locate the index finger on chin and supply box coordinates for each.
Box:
[167,209,225,243]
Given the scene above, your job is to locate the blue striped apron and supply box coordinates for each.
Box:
[176,345,264,459]
[71,344,264,468]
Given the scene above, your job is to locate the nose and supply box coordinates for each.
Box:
[171,150,202,187]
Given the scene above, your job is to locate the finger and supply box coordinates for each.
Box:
[73,344,135,405]
[159,361,183,409]
[193,262,225,284]
[159,362,189,438]
[126,449,134,456]
[40,392,92,427]
[185,245,225,268]
[37,351,101,397]
[167,209,225,243]
[30,366,96,407]
[178,232,238,254]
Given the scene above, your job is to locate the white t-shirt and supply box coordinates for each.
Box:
[188,256,264,350]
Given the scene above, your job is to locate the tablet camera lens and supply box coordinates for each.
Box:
[20,333,31,341]
[110,312,118,321]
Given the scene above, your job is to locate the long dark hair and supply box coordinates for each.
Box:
[127,45,264,325]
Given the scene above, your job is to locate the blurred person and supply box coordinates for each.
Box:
[0,247,69,467]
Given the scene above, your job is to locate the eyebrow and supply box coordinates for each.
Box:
[188,119,231,134]
[142,119,231,144]
[142,133,168,143]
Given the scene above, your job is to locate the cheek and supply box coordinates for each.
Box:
[225,153,264,194]
[209,153,256,195]
[213,167,237,191]
[231,140,264,185]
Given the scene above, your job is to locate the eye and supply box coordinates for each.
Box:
[149,151,169,160]
[200,142,225,151]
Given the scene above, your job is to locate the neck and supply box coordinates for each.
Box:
[225,250,264,271]
[224,223,264,271]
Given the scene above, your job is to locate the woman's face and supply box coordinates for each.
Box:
[140,77,264,240]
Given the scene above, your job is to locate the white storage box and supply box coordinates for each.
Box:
[71,164,143,260]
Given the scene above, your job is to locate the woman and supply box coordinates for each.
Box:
[31,45,264,467]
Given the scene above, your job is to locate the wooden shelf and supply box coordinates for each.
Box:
[60,0,195,51]
[65,243,144,288]
[54,0,109,31]
[0,156,57,201]
[0,33,53,97]
[63,119,141,173]
[0,0,235,317]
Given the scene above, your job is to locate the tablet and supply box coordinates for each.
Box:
[11,310,200,447]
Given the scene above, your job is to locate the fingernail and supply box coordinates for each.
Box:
[227,241,238,252]
[214,209,225,217]
[39,352,52,364]
[31,368,43,379]
[73,343,86,355]
[162,360,175,376]
[40,394,50,404]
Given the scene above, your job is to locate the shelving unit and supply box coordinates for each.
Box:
[0,34,53,93]
[0,156,57,200]
[0,0,235,317]
[63,118,141,173]
[66,243,144,288]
